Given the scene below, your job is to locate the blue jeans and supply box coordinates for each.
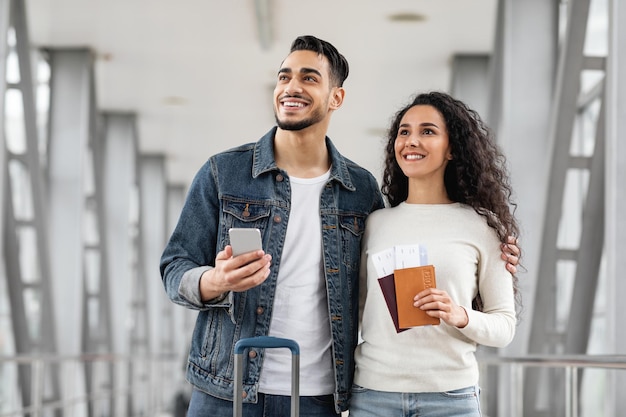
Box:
[187,388,339,417]
[349,384,482,417]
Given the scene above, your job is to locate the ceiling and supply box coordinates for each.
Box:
[25,0,497,186]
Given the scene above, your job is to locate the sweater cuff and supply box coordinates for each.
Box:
[179,265,211,307]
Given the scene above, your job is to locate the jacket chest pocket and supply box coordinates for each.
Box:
[222,200,271,228]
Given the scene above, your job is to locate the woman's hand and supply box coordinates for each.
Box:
[414,288,469,328]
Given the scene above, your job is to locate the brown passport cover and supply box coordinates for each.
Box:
[394,265,440,328]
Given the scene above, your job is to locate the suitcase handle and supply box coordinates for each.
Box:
[234,336,300,355]
[233,336,300,417]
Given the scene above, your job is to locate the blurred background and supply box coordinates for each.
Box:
[1,0,625,416]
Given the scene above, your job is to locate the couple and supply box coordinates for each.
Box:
[160,35,521,417]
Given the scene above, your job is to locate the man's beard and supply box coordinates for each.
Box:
[274,106,325,131]
[275,116,315,131]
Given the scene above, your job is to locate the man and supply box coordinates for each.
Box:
[160,35,519,417]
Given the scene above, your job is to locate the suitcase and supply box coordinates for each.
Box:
[233,336,300,417]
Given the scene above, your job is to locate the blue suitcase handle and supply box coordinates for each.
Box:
[234,336,300,355]
[233,336,300,417]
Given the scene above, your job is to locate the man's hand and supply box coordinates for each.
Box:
[199,246,272,302]
[501,236,520,274]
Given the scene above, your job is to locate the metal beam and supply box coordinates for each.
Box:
[0,0,8,261]
[563,97,605,353]
[606,0,626,415]
[6,0,61,413]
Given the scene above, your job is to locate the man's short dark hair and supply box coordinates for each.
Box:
[290,35,349,87]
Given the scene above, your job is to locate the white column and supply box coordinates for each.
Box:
[102,112,138,417]
[493,1,558,416]
[495,0,558,356]
[102,112,138,355]
[47,48,93,355]
[450,53,490,117]
[138,154,171,353]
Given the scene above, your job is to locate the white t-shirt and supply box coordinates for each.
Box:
[259,170,334,396]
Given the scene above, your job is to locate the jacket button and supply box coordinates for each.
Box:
[273,215,281,223]
[249,350,257,358]
[256,307,264,315]
[276,174,284,182]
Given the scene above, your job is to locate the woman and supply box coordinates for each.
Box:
[351,91,521,417]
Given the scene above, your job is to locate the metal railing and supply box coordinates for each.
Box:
[478,354,626,417]
[3,352,625,417]
[0,352,186,417]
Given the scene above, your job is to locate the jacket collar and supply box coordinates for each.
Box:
[252,126,356,191]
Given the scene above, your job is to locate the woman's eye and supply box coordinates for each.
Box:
[422,128,434,135]
[398,129,409,136]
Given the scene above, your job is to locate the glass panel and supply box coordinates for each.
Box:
[6,26,15,48]
[557,169,589,249]
[84,249,100,295]
[84,147,95,197]
[572,93,600,157]
[17,225,39,284]
[0,272,16,355]
[83,200,99,247]
[4,89,26,154]
[555,260,576,333]
[585,0,608,56]
[35,52,50,163]
[88,297,99,331]
[8,159,34,221]
[6,41,19,84]
[23,288,41,340]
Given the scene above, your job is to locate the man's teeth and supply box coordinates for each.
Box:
[284,102,305,107]
[405,154,425,160]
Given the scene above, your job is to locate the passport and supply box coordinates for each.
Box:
[377,274,407,333]
[391,265,440,329]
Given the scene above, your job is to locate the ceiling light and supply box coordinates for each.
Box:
[163,96,187,106]
[97,52,114,62]
[388,12,427,23]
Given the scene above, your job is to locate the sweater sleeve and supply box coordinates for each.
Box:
[456,227,517,348]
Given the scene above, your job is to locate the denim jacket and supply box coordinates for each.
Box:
[160,127,384,413]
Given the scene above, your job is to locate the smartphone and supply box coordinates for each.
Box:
[228,228,263,257]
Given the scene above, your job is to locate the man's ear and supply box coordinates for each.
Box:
[329,87,345,110]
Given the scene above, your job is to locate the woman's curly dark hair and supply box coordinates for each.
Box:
[381,91,522,312]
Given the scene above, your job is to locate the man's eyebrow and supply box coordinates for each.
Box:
[299,67,322,77]
[277,67,323,77]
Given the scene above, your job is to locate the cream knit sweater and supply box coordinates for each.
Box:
[354,202,516,393]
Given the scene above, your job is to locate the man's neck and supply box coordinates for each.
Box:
[274,127,331,178]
